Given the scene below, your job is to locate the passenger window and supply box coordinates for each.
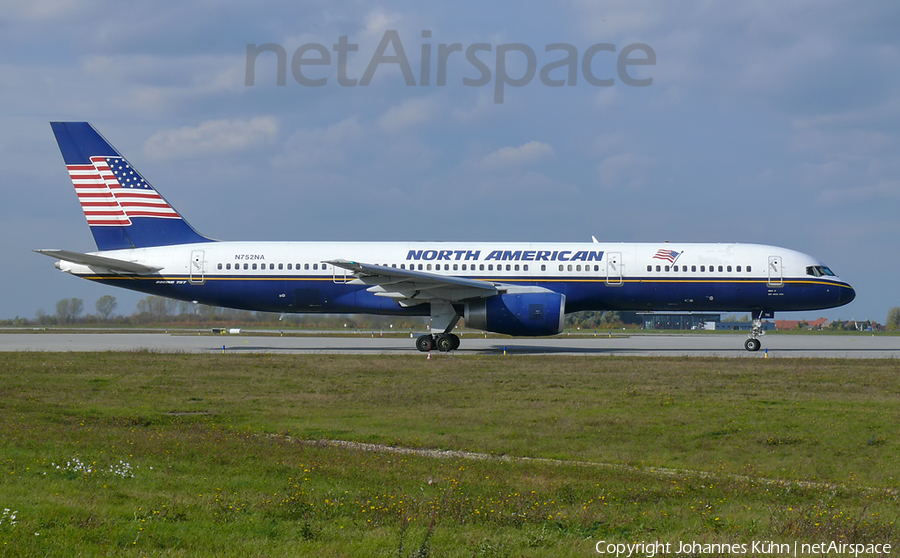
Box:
[322,264,327,270]
[700,265,705,272]
[594,265,599,272]
[506,264,511,271]
[665,266,670,272]
[691,265,696,272]
[226,263,231,270]
[217,263,222,270]
[656,265,661,272]
[252,263,257,270]
[304,263,309,270]
[541,264,546,271]
[461,264,466,271]
[727,265,732,272]
[453,264,458,271]
[313,264,318,270]
[287,264,292,270]
[559,265,564,271]
[524,264,529,271]
[418,264,423,270]
[479,264,484,271]
[243,263,249,270]
[514,264,519,271]
[278,263,283,270]
[427,264,432,271]
[400,264,405,269]
[488,264,493,271]
[747,265,751,272]
[736,266,741,272]
[718,265,723,272]
[647,265,652,272]
[567,264,572,271]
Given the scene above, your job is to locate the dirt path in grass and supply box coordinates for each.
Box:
[267,435,897,496]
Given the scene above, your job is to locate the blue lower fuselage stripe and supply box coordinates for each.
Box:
[83,274,853,315]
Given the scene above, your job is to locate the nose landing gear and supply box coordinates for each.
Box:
[744,311,768,352]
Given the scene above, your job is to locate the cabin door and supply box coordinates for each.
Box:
[606,252,623,286]
[767,255,783,287]
[189,250,205,285]
[332,265,349,284]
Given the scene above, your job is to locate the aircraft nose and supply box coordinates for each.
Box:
[838,284,856,306]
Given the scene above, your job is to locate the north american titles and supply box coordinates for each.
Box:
[406,249,604,262]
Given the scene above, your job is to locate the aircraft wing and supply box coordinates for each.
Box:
[325,259,498,307]
[34,249,160,275]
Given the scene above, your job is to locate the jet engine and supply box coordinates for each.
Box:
[465,290,565,336]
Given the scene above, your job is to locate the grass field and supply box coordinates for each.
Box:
[0,353,897,556]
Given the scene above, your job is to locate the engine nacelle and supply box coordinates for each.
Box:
[465,291,566,336]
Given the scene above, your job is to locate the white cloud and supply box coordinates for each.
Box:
[272,117,365,168]
[1,0,90,21]
[597,153,657,189]
[377,97,437,133]
[818,180,900,204]
[363,10,402,37]
[479,141,555,169]
[144,117,279,159]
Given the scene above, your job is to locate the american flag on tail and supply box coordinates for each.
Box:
[67,156,178,226]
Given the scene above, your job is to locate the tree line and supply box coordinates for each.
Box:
[11,295,428,330]
[4,296,898,331]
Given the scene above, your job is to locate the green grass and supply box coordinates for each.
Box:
[1,353,897,556]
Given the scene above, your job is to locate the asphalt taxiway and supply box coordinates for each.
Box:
[0,331,898,357]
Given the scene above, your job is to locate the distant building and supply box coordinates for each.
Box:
[639,313,721,330]
[773,317,831,330]
[712,320,774,331]
[638,312,775,331]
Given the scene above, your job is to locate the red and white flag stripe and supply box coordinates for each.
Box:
[67,163,129,226]
[65,157,180,226]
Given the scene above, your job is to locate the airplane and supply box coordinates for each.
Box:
[37,122,856,352]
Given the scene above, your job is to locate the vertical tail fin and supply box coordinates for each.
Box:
[50,122,213,250]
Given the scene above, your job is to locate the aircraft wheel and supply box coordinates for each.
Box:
[435,334,454,352]
[449,334,460,351]
[416,334,434,352]
[744,338,761,352]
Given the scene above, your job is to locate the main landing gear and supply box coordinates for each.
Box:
[416,333,461,352]
[416,300,462,352]
[744,312,766,352]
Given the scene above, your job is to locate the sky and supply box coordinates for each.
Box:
[1,0,898,322]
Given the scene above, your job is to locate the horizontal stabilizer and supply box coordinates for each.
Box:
[34,249,159,274]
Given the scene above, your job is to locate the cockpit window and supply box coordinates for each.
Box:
[806,265,836,277]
